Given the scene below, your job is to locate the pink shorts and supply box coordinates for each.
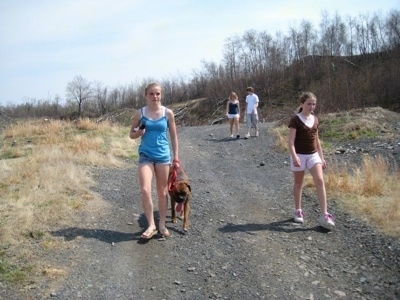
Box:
[290,152,322,171]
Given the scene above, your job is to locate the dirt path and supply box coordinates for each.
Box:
[3,122,399,299]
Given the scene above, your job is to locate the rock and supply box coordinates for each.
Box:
[334,290,346,297]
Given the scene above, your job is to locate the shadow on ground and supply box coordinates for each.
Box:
[49,212,167,244]
[50,227,139,243]
[218,218,331,234]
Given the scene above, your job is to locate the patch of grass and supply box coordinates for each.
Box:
[345,127,377,140]
[0,118,138,283]
[320,130,343,139]
[324,155,400,237]
[75,117,100,131]
[69,198,85,209]
[0,146,25,159]
[0,256,31,283]
[319,107,394,141]
[271,124,288,152]
[27,230,45,240]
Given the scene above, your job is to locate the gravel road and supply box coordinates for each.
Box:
[3,122,399,299]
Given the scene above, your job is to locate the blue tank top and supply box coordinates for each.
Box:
[138,106,171,161]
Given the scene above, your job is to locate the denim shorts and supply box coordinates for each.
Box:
[138,153,171,165]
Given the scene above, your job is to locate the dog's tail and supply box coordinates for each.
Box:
[168,165,178,192]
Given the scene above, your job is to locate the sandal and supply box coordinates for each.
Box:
[159,227,171,238]
[141,228,158,240]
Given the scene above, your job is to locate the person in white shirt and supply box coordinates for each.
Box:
[244,87,259,138]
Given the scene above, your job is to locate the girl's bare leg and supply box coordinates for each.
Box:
[229,119,234,136]
[234,118,240,136]
[154,164,170,236]
[309,163,328,214]
[139,164,157,236]
[293,171,304,210]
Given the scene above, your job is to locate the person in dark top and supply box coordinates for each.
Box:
[288,92,335,229]
[225,92,241,139]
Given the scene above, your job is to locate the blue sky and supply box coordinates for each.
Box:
[0,0,399,105]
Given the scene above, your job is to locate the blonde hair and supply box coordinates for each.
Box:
[230,92,238,100]
[297,91,317,113]
[144,82,162,95]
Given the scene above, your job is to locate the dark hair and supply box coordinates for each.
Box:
[246,87,254,92]
[297,92,316,113]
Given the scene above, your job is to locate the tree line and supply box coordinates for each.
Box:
[2,9,399,120]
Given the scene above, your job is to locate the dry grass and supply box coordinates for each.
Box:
[0,118,137,282]
[324,156,400,237]
[272,111,400,238]
[271,123,288,152]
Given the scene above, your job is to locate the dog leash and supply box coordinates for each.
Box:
[168,164,178,192]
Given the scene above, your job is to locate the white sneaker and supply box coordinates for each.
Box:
[319,213,335,229]
[293,209,304,223]
[230,134,233,138]
[245,133,250,139]
[255,131,259,137]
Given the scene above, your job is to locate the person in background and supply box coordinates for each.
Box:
[130,82,180,239]
[288,91,335,229]
[244,87,259,139]
[226,92,241,139]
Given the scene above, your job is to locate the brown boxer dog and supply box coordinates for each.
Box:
[168,165,191,232]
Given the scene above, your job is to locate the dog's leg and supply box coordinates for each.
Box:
[183,200,190,231]
[170,196,177,223]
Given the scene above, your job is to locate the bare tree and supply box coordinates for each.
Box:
[93,80,108,115]
[319,12,347,56]
[66,75,93,117]
[386,10,400,47]
[223,35,242,82]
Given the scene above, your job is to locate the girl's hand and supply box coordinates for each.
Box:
[173,159,180,168]
[136,128,145,136]
[322,159,327,170]
[130,127,145,139]
[293,156,301,167]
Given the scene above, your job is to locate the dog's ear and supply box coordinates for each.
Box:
[185,183,191,192]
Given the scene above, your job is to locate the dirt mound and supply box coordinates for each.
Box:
[323,107,400,138]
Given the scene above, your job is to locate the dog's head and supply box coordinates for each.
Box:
[170,181,191,203]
